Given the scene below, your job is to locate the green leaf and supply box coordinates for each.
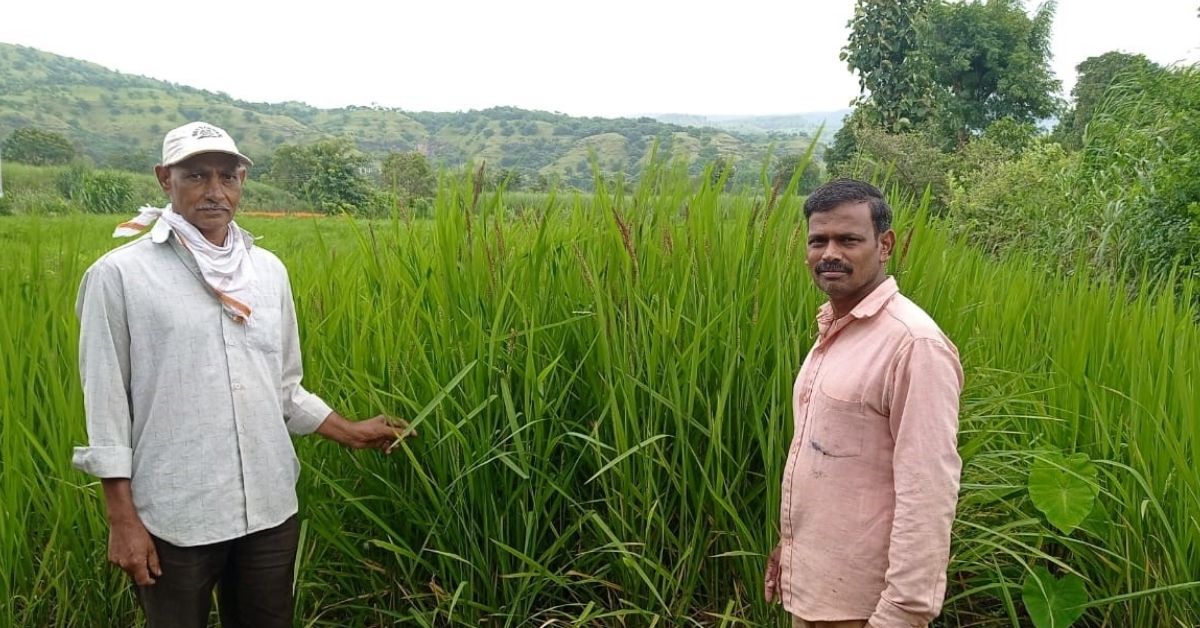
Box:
[1022,566,1087,628]
[1028,450,1099,534]
[1078,493,1112,538]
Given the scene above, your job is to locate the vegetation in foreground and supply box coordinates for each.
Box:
[0,161,1197,626]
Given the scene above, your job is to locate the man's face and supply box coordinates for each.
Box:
[805,200,895,307]
[154,152,246,243]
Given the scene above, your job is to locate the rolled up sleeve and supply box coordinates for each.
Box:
[870,338,964,627]
[279,269,333,435]
[73,262,135,478]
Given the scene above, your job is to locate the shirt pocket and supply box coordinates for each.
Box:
[246,301,282,354]
[810,392,864,458]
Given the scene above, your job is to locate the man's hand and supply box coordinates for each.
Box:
[316,412,417,453]
[109,516,162,586]
[100,478,161,586]
[764,543,782,604]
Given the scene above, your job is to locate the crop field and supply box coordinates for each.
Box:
[0,168,1197,626]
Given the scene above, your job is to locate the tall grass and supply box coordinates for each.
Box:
[0,162,1196,626]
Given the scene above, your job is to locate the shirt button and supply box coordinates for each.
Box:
[232,383,244,391]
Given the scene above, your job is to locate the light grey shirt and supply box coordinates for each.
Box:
[72,221,333,546]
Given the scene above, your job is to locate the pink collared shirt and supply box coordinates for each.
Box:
[779,277,963,627]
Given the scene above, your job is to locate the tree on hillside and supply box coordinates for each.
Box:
[709,156,735,191]
[268,138,371,213]
[3,127,75,165]
[380,151,436,199]
[772,154,824,194]
[920,0,1060,147]
[248,152,273,181]
[1055,51,1161,149]
[841,0,938,132]
[486,168,525,191]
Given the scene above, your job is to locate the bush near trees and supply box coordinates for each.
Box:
[268,138,375,215]
[380,151,436,200]
[1054,52,1161,150]
[77,171,135,214]
[1077,65,1200,279]
[3,127,76,165]
[944,66,1200,285]
[52,164,137,213]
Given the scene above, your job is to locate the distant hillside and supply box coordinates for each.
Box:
[0,43,821,189]
[653,110,851,139]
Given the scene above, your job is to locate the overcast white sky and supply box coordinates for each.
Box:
[1,0,1196,117]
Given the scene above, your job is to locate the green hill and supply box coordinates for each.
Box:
[0,43,818,188]
[654,110,852,136]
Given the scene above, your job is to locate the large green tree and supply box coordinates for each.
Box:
[841,0,938,131]
[920,0,1060,146]
[380,151,436,199]
[3,127,75,165]
[1055,51,1160,149]
[268,138,372,213]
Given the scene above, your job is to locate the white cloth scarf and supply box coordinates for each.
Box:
[114,204,258,322]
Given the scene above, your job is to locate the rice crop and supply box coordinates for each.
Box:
[0,162,1196,626]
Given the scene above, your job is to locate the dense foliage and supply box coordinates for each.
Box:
[1,164,1197,626]
[834,0,1198,289]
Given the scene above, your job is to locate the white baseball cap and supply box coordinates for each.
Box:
[161,121,253,167]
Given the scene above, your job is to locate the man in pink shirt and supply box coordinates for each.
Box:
[763,179,964,628]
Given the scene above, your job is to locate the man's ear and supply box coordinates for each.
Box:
[879,229,896,262]
[154,164,171,194]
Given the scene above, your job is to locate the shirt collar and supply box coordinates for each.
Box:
[816,276,899,337]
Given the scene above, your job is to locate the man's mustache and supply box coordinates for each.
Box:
[815,262,852,274]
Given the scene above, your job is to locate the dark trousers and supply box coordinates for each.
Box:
[135,515,299,628]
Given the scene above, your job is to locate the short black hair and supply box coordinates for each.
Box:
[803,178,892,235]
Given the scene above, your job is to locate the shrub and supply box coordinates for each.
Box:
[79,171,135,214]
[54,163,92,201]
[946,141,1078,261]
[2,127,76,165]
[1080,66,1200,279]
[3,190,75,215]
[834,127,952,207]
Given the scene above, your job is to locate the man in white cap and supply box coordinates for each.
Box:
[73,121,413,627]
